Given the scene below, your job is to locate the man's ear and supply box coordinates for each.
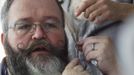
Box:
[1,33,5,45]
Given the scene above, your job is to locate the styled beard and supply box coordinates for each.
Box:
[4,35,68,75]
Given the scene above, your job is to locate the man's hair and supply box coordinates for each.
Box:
[1,0,14,33]
[1,0,64,33]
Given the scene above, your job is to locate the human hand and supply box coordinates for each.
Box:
[75,0,134,24]
[62,58,90,75]
[77,36,118,75]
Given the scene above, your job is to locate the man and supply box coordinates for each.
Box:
[0,0,90,75]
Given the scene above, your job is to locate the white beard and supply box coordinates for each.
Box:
[25,55,65,75]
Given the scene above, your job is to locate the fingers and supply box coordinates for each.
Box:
[66,58,84,71]
[75,0,96,16]
[65,58,79,69]
[78,36,107,50]
[84,2,110,24]
[63,58,90,75]
[85,50,100,61]
[73,65,84,71]
[88,5,106,22]
[76,37,116,74]
[75,0,116,24]
[94,10,111,24]
[84,1,103,20]
[77,36,112,63]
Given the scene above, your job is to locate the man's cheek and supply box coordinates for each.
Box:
[12,38,31,52]
[51,38,65,48]
[48,33,65,48]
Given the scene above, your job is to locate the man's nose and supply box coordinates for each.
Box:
[32,26,47,40]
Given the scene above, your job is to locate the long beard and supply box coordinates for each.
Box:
[26,55,65,75]
[3,35,68,75]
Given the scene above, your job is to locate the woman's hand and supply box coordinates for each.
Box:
[75,0,134,24]
[77,36,118,75]
[62,58,90,75]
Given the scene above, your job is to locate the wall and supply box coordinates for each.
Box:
[0,0,6,62]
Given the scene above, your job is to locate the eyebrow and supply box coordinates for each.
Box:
[42,16,62,24]
[14,18,32,25]
[14,16,61,23]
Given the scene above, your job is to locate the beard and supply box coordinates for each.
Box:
[3,34,68,75]
[26,55,66,75]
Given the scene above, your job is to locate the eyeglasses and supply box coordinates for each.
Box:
[9,21,63,36]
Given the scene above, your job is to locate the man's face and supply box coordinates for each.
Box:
[8,0,65,54]
[2,0,67,74]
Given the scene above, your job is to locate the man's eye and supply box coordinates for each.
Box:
[44,23,57,29]
[16,24,32,30]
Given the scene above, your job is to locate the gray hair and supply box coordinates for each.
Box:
[1,0,14,33]
[1,0,64,33]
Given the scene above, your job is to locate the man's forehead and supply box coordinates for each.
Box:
[8,0,62,24]
[12,0,58,5]
[10,0,60,12]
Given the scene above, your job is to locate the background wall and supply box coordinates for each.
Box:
[0,0,6,62]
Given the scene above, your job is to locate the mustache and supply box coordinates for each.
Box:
[17,40,64,57]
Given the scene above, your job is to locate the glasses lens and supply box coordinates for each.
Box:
[13,21,62,36]
[42,21,62,32]
[15,23,33,36]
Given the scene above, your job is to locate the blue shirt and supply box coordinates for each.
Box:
[0,58,8,75]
